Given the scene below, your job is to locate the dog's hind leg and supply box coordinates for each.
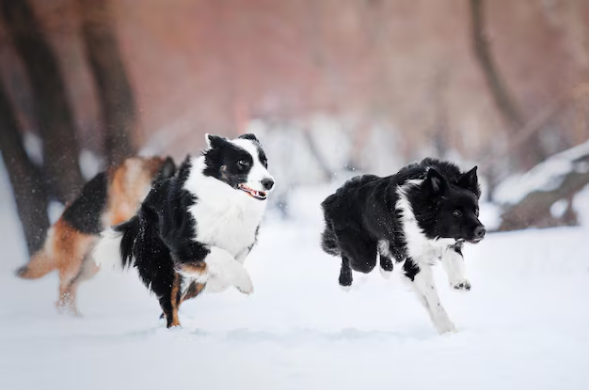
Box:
[403,258,456,334]
[377,240,394,279]
[339,256,353,291]
[334,229,377,275]
[159,281,206,320]
[56,233,97,315]
[65,256,100,315]
[159,273,182,328]
[181,281,206,303]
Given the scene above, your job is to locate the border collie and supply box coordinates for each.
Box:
[320,158,485,333]
[17,156,176,315]
[94,133,274,328]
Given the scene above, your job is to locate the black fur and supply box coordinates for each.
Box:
[203,135,266,186]
[153,156,177,184]
[115,158,206,327]
[321,158,485,287]
[238,133,268,168]
[61,157,177,236]
[62,172,108,235]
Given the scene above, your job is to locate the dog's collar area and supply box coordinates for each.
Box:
[453,239,465,247]
[238,183,267,200]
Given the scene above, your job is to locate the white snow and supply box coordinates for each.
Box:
[1,179,589,389]
[494,140,589,205]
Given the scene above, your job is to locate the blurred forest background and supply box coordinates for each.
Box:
[1,0,589,256]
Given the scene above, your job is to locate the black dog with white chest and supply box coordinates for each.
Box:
[94,133,275,328]
[321,158,485,333]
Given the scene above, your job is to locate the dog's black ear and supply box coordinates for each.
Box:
[205,134,227,149]
[159,157,177,179]
[425,168,447,195]
[457,166,480,197]
[152,156,176,184]
[238,133,259,142]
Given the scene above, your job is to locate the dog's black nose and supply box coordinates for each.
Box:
[261,178,274,191]
[474,226,486,238]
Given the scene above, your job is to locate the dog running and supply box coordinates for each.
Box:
[16,156,176,315]
[321,158,485,333]
[94,133,275,327]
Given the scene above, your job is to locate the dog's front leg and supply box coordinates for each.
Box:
[441,244,471,291]
[403,258,456,334]
[234,246,252,264]
[175,245,253,295]
[204,247,254,295]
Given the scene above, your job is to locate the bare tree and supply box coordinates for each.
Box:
[1,0,84,203]
[0,80,49,255]
[470,0,523,129]
[470,0,545,170]
[77,0,136,166]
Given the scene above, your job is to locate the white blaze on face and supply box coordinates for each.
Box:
[230,138,274,193]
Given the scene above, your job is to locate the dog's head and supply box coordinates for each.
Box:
[421,167,485,244]
[202,133,275,200]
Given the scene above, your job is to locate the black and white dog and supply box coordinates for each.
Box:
[94,133,274,328]
[321,158,485,333]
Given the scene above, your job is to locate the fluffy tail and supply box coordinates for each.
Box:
[93,216,140,270]
[16,249,56,279]
[321,221,340,256]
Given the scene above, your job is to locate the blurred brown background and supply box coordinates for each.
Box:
[1,0,589,255]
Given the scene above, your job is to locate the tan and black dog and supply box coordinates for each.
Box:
[16,156,176,315]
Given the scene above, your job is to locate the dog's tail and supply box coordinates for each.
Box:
[321,221,340,256]
[94,216,140,270]
[16,227,58,279]
[16,248,57,279]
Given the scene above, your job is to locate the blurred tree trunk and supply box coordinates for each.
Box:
[0,80,49,256]
[498,170,589,231]
[470,0,545,170]
[1,0,84,203]
[77,0,136,167]
[470,0,523,129]
[498,142,589,231]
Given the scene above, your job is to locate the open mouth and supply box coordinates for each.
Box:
[238,184,267,200]
[469,237,484,244]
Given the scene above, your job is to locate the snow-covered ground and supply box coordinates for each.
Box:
[1,177,589,390]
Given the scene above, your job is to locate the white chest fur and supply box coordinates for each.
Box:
[396,183,455,264]
[184,157,267,259]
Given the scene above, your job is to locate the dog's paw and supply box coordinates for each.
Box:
[434,318,457,334]
[451,279,471,291]
[234,272,254,295]
[339,269,353,288]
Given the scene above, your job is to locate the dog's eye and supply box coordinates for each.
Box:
[237,160,250,170]
[261,157,268,167]
[453,210,463,218]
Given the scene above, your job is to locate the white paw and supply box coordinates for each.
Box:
[339,284,352,292]
[450,279,472,291]
[233,271,254,295]
[379,266,393,279]
[434,318,457,334]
